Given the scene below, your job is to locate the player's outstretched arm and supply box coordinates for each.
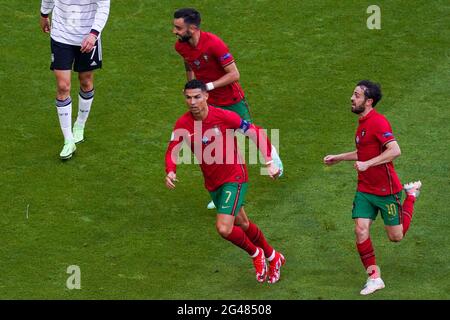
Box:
[324,151,358,165]
[242,122,281,179]
[225,112,281,178]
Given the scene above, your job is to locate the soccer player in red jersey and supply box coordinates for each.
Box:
[323,80,422,295]
[172,8,283,209]
[165,80,285,284]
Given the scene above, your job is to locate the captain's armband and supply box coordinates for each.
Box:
[238,119,251,133]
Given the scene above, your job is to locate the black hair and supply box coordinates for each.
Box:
[174,8,201,27]
[184,79,207,92]
[357,80,382,107]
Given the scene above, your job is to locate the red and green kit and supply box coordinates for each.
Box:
[355,109,402,195]
[165,106,272,215]
[352,109,404,225]
[175,31,245,107]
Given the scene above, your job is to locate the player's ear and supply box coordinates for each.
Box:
[189,23,197,33]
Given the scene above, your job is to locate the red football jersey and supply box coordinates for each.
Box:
[175,31,245,106]
[355,109,403,196]
[165,106,272,192]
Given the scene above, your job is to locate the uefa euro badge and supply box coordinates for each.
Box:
[203,54,209,62]
[194,59,201,69]
[202,136,209,145]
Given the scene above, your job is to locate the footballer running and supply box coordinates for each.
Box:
[324,80,422,295]
[165,80,285,284]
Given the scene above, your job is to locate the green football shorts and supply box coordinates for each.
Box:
[352,191,403,226]
[214,98,252,122]
[209,182,248,216]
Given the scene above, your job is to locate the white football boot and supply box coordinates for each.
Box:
[404,180,422,198]
[360,277,385,295]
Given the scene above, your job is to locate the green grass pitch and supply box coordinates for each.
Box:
[0,0,449,299]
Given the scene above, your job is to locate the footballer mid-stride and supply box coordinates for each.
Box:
[324,80,422,295]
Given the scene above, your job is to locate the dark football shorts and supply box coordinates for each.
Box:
[50,38,102,72]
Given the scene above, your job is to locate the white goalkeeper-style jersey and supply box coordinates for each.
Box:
[40,0,110,46]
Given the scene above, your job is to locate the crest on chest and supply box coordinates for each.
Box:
[356,128,367,145]
[192,53,209,70]
[201,125,222,145]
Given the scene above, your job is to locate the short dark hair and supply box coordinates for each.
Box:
[174,8,201,27]
[184,79,207,92]
[357,80,382,107]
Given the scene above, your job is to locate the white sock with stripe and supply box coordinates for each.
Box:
[251,248,260,258]
[75,88,94,127]
[56,97,73,142]
[267,250,276,262]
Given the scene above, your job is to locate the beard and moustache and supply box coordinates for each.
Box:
[351,100,366,114]
[177,31,192,43]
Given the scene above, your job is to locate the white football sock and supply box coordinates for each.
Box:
[56,97,73,142]
[75,88,94,126]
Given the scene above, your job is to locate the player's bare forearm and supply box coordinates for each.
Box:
[339,151,358,161]
[186,71,195,81]
[324,151,357,165]
[244,124,272,163]
[165,140,183,179]
[213,71,239,88]
[184,62,195,81]
[210,63,240,89]
[365,142,401,167]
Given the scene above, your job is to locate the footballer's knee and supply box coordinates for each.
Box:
[235,207,249,229]
[355,225,370,242]
[56,80,71,98]
[79,72,94,92]
[237,220,249,231]
[388,232,403,242]
[216,223,232,238]
[234,214,249,231]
